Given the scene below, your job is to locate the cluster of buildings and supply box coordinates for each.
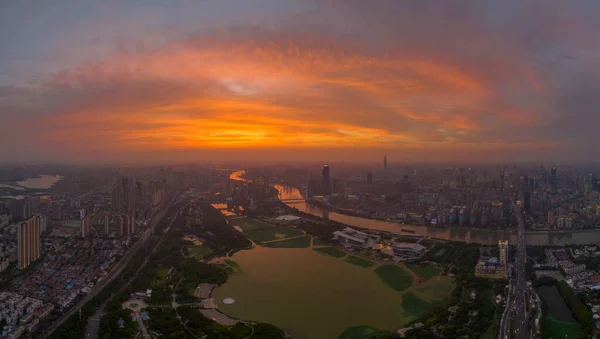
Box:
[475,240,508,279]
[332,227,428,260]
[11,237,131,309]
[301,162,600,230]
[535,248,597,287]
[0,292,53,338]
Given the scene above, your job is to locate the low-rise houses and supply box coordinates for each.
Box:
[0,292,52,338]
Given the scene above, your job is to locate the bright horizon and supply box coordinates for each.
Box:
[2,1,600,163]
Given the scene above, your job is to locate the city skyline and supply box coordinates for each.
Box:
[2,1,600,163]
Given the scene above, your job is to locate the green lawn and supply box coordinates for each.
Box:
[262,235,311,248]
[344,255,375,268]
[313,247,346,258]
[544,314,583,339]
[374,265,413,291]
[230,218,272,232]
[245,227,304,243]
[224,259,241,273]
[406,264,441,280]
[312,237,331,246]
[189,245,213,260]
[155,266,170,284]
[400,292,445,318]
[338,326,393,339]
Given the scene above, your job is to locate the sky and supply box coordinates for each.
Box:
[2,0,600,164]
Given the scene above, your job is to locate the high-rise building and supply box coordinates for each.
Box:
[10,198,31,221]
[499,240,508,267]
[18,216,41,269]
[551,165,557,193]
[104,213,110,235]
[523,191,532,214]
[112,177,137,213]
[367,172,373,185]
[81,214,91,237]
[322,164,331,195]
[51,202,62,220]
[383,156,387,169]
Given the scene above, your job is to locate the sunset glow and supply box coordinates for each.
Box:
[2,0,600,162]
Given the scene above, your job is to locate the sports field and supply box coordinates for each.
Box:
[374,265,413,291]
[544,314,583,339]
[261,235,311,248]
[246,227,304,243]
[344,255,375,268]
[313,246,347,258]
[229,217,271,232]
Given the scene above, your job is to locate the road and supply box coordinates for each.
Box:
[513,204,528,339]
[84,195,194,339]
[41,195,177,339]
[499,284,513,339]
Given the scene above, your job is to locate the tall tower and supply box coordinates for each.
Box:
[551,165,557,193]
[322,164,331,195]
[18,216,41,269]
[81,215,91,237]
[498,240,508,267]
[383,156,387,169]
[104,213,110,235]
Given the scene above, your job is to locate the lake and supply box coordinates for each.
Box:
[212,246,454,338]
[15,175,62,189]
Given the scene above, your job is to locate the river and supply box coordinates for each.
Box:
[230,170,600,245]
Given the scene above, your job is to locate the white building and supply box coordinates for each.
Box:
[391,242,427,258]
[332,227,381,248]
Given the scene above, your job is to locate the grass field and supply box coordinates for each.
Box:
[224,259,241,273]
[398,276,454,320]
[188,245,213,260]
[155,266,170,285]
[338,326,393,339]
[344,255,375,268]
[406,264,440,280]
[245,227,304,243]
[400,293,444,318]
[229,218,271,232]
[313,247,346,258]
[312,237,331,246]
[262,235,311,248]
[544,315,583,339]
[374,265,413,292]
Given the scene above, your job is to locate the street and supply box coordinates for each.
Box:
[513,203,528,339]
[40,194,177,339]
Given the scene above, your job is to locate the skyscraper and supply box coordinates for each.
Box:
[523,191,532,214]
[367,172,373,185]
[383,156,387,169]
[104,213,110,235]
[322,164,330,195]
[81,214,91,237]
[10,198,31,221]
[112,177,137,213]
[498,240,508,267]
[551,165,557,193]
[18,215,41,269]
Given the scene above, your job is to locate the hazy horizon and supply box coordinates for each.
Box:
[3,1,600,163]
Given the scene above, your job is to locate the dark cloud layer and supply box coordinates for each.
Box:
[1,0,600,163]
